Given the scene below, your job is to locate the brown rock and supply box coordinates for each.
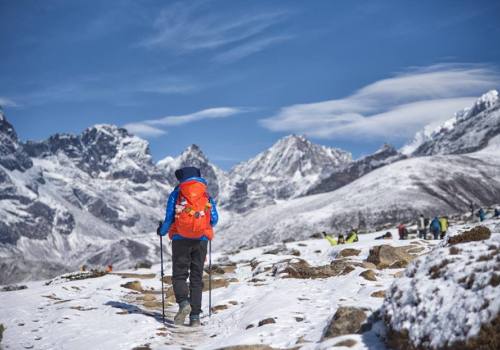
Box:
[371,290,385,298]
[211,304,228,313]
[338,248,361,258]
[273,259,354,279]
[322,306,367,339]
[120,281,143,292]
[334,339,357,347]
[366,245,414,269]
[258,318,276,327]
[360,269,377,281]
[361,261,377,269]
[448,226,491,245]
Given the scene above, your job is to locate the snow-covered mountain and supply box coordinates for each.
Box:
[402,90,500,156]
[220,135,352,212]
[0,116,172,284]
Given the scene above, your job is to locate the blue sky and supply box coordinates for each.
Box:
[1,0,500,169]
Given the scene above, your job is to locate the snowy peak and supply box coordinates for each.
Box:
[402,90,500,156]
[232,134,352,180]
[0,112,33,171]
[157,144,224,198]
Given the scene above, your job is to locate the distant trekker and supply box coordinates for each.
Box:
[495,208,500,218]
[417,214,427,239]
[477,208,486,222]
[157,166,218,326]
[346,229,359,243]
[430,217,441,240]
[439,216,449,239]
[398,224,408,240]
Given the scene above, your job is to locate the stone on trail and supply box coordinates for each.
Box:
[371,290,385,298]
[322,306,367,339]
[338,248,361,258]
[258,318,276,327]
[360,269,377,281]
[120,281,143,292]
[366,245,414,269]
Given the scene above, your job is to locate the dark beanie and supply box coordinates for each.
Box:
[175,166,201,181]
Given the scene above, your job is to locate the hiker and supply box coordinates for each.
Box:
[375,231,393,240]
[439,216,449,239]
[469,202,475,221]
[398,224,408,240]
[322,232,338,246]
[417,214,427,239]
[337,234,345,244]
[346,229,359,243]
[495,208,500,218]
[430,217,441,240]
[157,166,218,327]
[477,208,486,222]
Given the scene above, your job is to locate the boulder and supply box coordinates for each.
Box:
[1,284,27,292]
[366,245,414,269]
[120,281,143,292]
[360,269,377,281]
[258,318,276,327]
[272,259,354,279]
[0,323,4,343]
[371,290,385,298]
[322,306,367,339]
[338,248,361,258]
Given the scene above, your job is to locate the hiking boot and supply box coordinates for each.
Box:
[189,316,201,327]
[174,301,191,325]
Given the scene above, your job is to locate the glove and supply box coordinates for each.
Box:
[157,221,163,236]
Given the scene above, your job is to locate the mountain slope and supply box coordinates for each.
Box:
[308,144,405,195]
[216,138,500,250]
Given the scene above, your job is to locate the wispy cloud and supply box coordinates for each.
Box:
[138,2,291,63]
[260,63,500,140]
[0,97,19,108]
[12,74,199,107]
[124,107,244,138]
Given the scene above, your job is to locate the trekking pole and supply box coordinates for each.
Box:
[159,221,165,324]
[209,240,212,318]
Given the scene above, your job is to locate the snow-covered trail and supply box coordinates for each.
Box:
[1,228,443,350]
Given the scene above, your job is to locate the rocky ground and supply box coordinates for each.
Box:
[0,218,498,350]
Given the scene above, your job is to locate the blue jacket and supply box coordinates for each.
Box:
[430,217,441,232]
[159,176,218,240]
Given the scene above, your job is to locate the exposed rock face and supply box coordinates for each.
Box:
[0,110,32,171]
[338,248,361,258]
[366,245,415,269]
[322,306,367,339]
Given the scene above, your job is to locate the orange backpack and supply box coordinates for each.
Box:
[168,180,214,240]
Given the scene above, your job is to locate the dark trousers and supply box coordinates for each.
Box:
[172,239,208,316]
